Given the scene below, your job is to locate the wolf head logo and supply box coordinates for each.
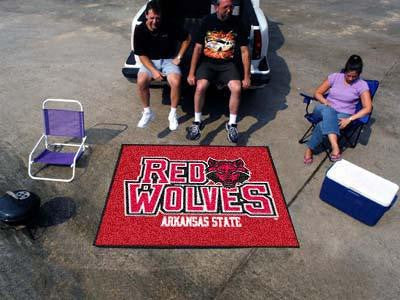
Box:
[206,158,250,188]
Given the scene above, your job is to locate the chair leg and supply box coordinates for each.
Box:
[342,125,363,148]
[28,163,76,182]
[349,126,363,148]
[298,124,314,144]
[322,139,332,160]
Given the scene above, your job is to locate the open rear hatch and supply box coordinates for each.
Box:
[122,0,269,87]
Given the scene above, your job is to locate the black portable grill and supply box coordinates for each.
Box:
[0,190,41,237]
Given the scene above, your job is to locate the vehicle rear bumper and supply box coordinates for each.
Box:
[122,66,139,80]
[123,50,271,88]
[123,67,270,87]
[250,72,270,88]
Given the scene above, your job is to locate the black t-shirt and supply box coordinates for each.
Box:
[195,14,249,64]
[134,22,188,59]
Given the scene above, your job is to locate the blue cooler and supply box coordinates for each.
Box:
[320,160,399,226]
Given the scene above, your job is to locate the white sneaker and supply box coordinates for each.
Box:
[168,113,179,131]
[137,110,155,128]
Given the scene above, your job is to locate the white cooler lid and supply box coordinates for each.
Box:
[326,159,399,207]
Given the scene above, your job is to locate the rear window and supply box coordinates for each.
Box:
[180,0,212,18]
[141,0,257,25]
[158,0,211,20]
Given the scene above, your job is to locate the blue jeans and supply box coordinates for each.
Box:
[306,104,350,151]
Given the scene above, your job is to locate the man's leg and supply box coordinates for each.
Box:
[194,79,209,121]
[137,71,152,108]
[166,73,181,130]
[227,80,241,120]
[162,59,182,130]
[167,73,181,109]
[187,79,209,140]
[137,71,155,128]
[226,80,242,143]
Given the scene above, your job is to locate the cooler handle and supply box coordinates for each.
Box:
[346,189,362,198]
[344,189,364,207]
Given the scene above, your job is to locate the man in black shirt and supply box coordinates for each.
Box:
[134,1,190,130]
[187,0,250,143]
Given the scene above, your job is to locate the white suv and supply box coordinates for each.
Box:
[122,0,270,88]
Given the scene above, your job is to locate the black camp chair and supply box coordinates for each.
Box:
[298,80,379,157]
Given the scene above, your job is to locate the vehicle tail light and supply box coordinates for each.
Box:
[252,29,262,60]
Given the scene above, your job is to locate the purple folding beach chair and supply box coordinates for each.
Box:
[28,99,87,182]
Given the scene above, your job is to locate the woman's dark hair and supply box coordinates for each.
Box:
[344,54,363,74]
[145,1,161,15]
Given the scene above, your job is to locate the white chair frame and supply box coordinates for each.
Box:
[28,99,87,182]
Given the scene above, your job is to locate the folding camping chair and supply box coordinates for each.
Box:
[298,80,379,157]
[28,99,87,182]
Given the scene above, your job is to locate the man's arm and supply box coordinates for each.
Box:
[134,25,163,80]
[240,46,251,89]
[138,55,164,81]
[187,43,203,86]
[172,34,192,66]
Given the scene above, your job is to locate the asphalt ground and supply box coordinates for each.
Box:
[0,0,399,298]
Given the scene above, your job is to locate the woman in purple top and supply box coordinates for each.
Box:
[304,55,372,164]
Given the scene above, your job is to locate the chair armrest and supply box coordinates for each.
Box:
[300,93,315,104]
[72,136,87,167]
[29,135,46,163]
[300,93,316,115]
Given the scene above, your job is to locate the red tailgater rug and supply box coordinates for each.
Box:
[94,145,299,248]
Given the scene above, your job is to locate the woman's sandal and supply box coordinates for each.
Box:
[330,153,342,162]
[303,156,313,165]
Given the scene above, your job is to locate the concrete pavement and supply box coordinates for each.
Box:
[0,0,399,298]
